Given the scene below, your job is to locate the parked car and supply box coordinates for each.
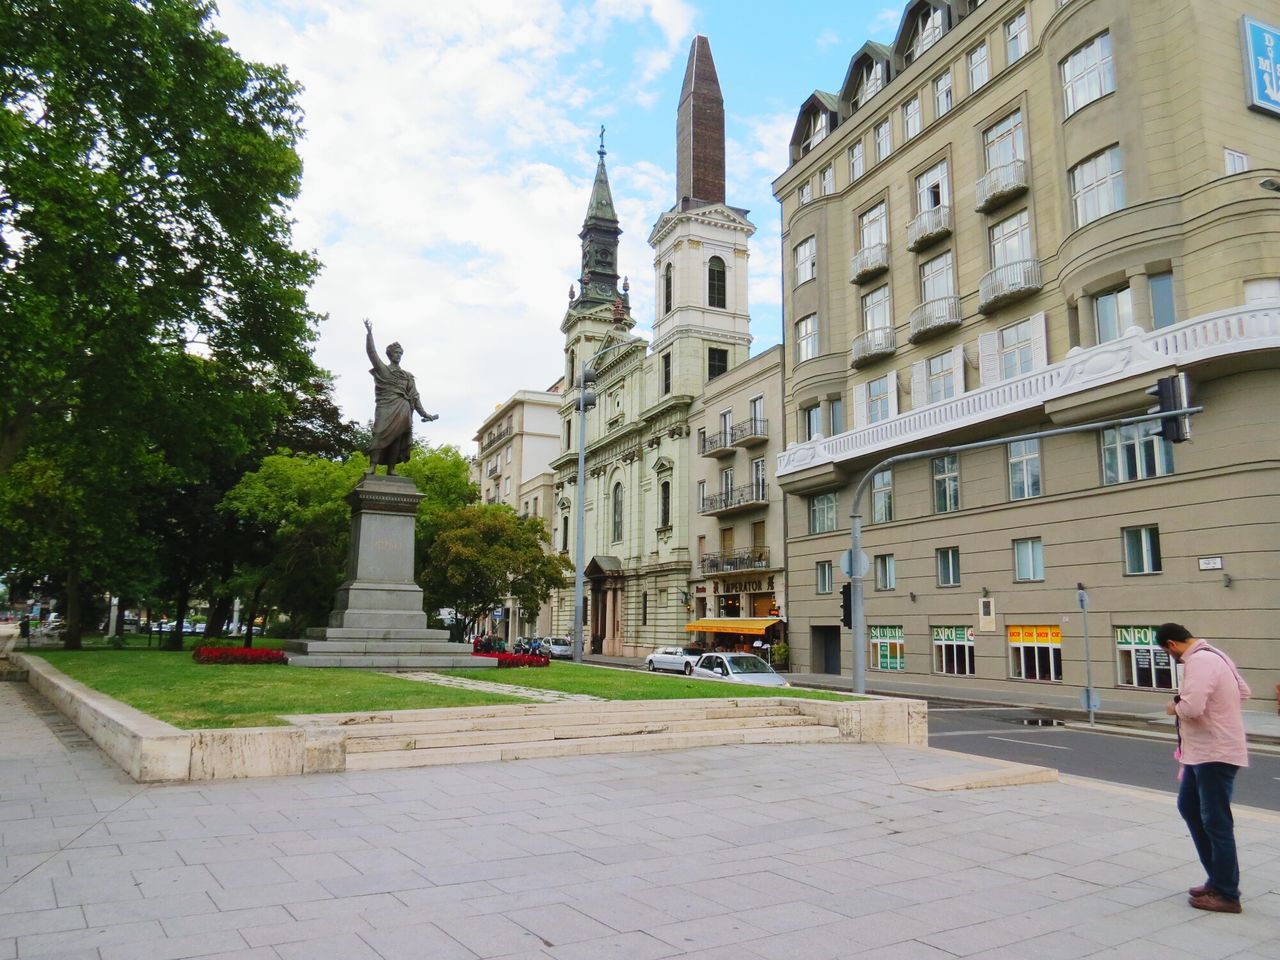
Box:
[645,645,706,675]
[546,636,573,659]
[690,653,789,687]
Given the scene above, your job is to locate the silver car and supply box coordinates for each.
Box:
[645,645,706,675]
[545,636,574,659]
[690,653,789,687]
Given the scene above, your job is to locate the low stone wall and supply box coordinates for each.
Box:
[792,696,929,744]
[13,653,345,782]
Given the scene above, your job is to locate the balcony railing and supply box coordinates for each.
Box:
[700,482,769,515]
[908,295,962,343]
[849,242,889,284]
[699,546,771,574]
[479,424,511,453]
[851,326,898,368]
[485,461,501,477]
[730,418,768,447]
[978,259,1043,313]
[907,205,952,251]
[699,431,734,457]
[975,159,1029,212]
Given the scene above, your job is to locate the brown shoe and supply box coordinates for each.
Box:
[1189,891,1242,914]
[1188,883,1211,897]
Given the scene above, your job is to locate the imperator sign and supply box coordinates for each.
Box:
[1242,16,1280,117]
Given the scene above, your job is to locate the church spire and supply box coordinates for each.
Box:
[575,129,623,308]
[676,35,725,205]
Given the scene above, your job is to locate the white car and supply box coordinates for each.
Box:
[545,636,574,659]
[690,653,789,688]
[645,645,706,675]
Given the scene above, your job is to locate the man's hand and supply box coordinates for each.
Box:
[1165,700,1179,716]
[363,318,372,333]
[421,414,439,423]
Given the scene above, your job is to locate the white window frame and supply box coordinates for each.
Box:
[968,43,990,91]
[920,251,954,302]
[934,70,953,117]
[903,96,922,139]
[932,454,960,513]
[936,546,961,586]
[862,284,891,331]
[1061,32,1114,117]
[983,111,1024,169]
[816,560,834,595]
[989,209,1032,268]
[820,164,835,196]
[1225,148,1249,174]
[1008,437,1041,499]
[802,111,828,153]
[798,181,812,205]
[1103,422,1173,484]
[933,625,974,675]
[874,119,892,162]
[1070,145,1125,227]
[795,313,818,362]
[860,202,887,249]
[909,6,944,62]
[1150,271,1176,330]
[1013,537,1044,581]
[867,374,891,424]
[697,479,706,510]
[1009,627,1062,682]
[926,350,957,404]
[998,318,1035,380]
[874,554,896,591]
[915,159,950,211]
[1094,285,1132,343]
[809,492,837,534]
[802,404,821,441]
[849,141,865,181]
[857,61,885,107]
[871,468,893,523]
[1005,9,1029,63]
[794,236,817,285]
[829,397,845,435]
[1123,525,1162,575]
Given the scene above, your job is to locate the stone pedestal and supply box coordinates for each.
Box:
[287,474,494,669]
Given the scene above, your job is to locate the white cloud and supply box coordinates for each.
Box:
[868,6,902,38]
[816,28,840,51]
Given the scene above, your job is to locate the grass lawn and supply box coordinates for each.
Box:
[28,650,533,729]
[442,661,862,702]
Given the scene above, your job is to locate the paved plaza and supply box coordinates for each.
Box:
[2,681,1279,960]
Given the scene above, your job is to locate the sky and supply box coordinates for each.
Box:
[213,1,907,450]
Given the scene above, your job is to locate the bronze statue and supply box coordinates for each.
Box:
[363,319,437,474]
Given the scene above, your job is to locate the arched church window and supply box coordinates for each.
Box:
[611,482,624,543]
[708,256,726,309]
[659,481,671,528]
[663,263,673,314]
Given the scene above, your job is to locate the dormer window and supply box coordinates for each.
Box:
[802,111,829,153]
[907,7,945,64]
[856,62,885,108]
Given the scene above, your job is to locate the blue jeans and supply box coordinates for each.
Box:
[1177,762,1240,901]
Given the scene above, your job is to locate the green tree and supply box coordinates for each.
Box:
[419,504,571,639]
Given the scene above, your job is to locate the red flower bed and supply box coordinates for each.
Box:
[193,646,287,665]
[471,651,549,668]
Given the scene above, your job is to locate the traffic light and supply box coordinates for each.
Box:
[840,582,852,628]
[1146,373,1192,443]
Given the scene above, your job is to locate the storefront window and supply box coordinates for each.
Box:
[871,625,904,671]
[1116,625,1179,690]
[932,625,974,676]
[1008,625,1062,682]
[717,594,741,617]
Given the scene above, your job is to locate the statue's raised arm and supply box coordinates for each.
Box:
[362,320,432,475]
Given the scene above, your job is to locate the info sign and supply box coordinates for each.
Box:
[1242,16,1280,117]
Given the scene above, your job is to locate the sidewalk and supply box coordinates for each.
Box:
[3,678,1279,959]
[584,654,1280,746]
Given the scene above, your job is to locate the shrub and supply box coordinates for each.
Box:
[472,651,549,668]
[193,646,287,665]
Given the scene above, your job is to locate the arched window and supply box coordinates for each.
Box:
[663,263,673,314]
[567,348,576,385]
[659,481,671,528]
[707,256,726,309]
[611,482,624,543]
[561,515,569,552]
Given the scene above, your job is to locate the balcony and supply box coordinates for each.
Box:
[906,205,952,251]
[479,424,511,453]
[699,431,734,458]
[730,418,768,447]
[851,326,898,368]
[978,259,1043,314]
[849,243,890,285]
[909,296,962,343]
[485,461,501,478]
[700,483,769,516]
[699,546,771,574]
[975,159,1029,212]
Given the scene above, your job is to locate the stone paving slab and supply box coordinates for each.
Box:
[391,671,604,702]
[3,680,1280,959]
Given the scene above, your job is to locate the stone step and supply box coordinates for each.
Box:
[286,654,491,670]
[285,639,468,655]
[344,724,842,771]
[305,627,454,641]
[339,703,806,739]
[346,714,823,753]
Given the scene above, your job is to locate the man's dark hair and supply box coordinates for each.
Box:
[1155,622,1194,647]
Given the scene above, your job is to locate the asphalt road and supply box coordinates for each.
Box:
[928,705,1280,811]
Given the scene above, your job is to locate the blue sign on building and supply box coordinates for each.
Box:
[1242,16,1280,117]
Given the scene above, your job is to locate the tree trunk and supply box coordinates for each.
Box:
[166,582,188,651]
[62,568,83,650]
[242,581,265,649]
[205,595,232,639]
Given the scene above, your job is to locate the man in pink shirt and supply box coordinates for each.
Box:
[1156,623,1251,914]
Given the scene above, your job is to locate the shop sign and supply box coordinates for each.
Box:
[712,575,775,595]
[870,625,904,671]
[931,625,969,644]
[1242,16,1280,117]
[1115,625,1171,668]
[1006,624,1061,645]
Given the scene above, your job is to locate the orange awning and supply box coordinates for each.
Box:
[684,617,781,636]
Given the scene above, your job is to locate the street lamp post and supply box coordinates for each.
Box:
[571,333,634,663]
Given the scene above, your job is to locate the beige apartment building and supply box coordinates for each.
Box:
[687,346,787,654]
[472,386,562,639]
[773,0,1280,708]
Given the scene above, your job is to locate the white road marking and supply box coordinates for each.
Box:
[987,736,1070,750]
